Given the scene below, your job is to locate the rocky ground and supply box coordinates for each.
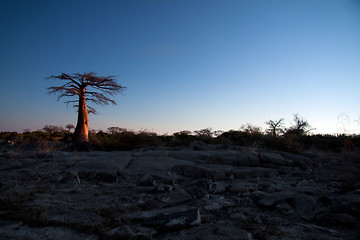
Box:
[0,143,359,239]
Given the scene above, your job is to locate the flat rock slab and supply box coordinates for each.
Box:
[1,146,359,240]
[125,156,190,180]
[156,189,193,206]
[0,220,99,240]
[260,152,287,166]
[167,224,252,240]
[69,151,133,172]
[257,191,295,207]
[125,206,201,231]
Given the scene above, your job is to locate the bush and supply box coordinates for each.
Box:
[89,130,162,151]
[218,129,263,147]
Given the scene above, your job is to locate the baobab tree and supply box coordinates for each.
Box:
[265,118,285,137]
[286,114,313,136]
[48,72,126,144]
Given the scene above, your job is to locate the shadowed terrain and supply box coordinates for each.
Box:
[0,143,359,239]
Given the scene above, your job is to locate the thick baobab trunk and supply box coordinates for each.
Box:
[73,88,89,143]
[272,128,277,137]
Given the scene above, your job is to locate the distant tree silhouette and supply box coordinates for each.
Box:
[48,72,126,145]
[66,124,75,132]
[286,114,313,136]
[43,125,64,134]
[174,130,192,137]
[23,129,31,133]
[240,124,262,135]
[213,130,224,138]
[194,128,213,138]
[107,127,127,134]
[265,118,285,137]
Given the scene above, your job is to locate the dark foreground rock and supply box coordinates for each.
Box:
[0,146,359,239]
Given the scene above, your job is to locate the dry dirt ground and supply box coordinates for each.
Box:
[0,143,359,239]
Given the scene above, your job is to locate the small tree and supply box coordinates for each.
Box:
[174,130,192,137]
[265,118,285,137]
[43,125,64,134]
[286,114,313,136]
[194,128,213,138]
[48,72,126,144]
[240,124,262,135]
[213,130,224,138]
[66,124,75,132]
[88,129,97,134]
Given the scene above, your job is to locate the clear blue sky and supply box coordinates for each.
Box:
[1,0,359,135]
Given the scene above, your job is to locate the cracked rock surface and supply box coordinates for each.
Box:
[0,145,359,239]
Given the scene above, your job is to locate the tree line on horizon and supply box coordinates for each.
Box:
[2,72,359,153]
[1,116,359,153]
[0,113,326,139]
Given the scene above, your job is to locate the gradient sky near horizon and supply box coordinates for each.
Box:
[1,0,360,135]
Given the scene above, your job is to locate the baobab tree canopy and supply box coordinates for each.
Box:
[47,72,126,144]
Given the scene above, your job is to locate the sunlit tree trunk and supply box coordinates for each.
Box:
[48,72,126,149]
[73,87,89,143]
